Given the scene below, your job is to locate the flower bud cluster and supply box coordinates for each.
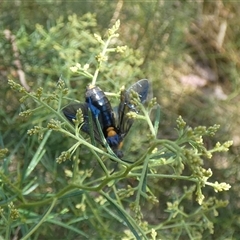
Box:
[0,148,8,159]
[183,149,212,182]
[33,87,43,99]
[8,80,27,93]
[108,19,120,37]
[27,126,41,135]
[176,115,186,129]
[19,109,33,117]
[47,119,61,130]
[8,202,19,220]
[117,185,135,198]
[96,53,108,63]
[56,151,71,163]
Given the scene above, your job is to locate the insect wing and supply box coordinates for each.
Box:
[62,103,103,144]
[62,103,86,123]
[126,79,149,107]
[116,79,150,137]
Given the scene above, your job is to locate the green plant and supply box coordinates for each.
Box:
[2,20,231,240]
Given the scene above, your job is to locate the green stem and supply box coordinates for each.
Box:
[92,35,114,86]
[101,191,148,240]
[59,128,129,165]
[135,155,150,204]
[129,173,197,182]
[25,130,52,177]
[0,172,25,203]
[141,105,156,137]
[21,198,57,240]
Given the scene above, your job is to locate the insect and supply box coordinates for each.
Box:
[115,79,149,140]
[62,79,149,158]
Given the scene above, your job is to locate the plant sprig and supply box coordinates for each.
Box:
[6,19,232,240]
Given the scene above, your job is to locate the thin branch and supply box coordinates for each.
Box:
[4,29,30,91]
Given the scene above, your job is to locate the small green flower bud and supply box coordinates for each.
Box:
[47,119,61,130]
[0,148,8,159]
[176,115,186,129]
[19,109,32,117]
[96,53,108,63]
[56,151,71,163]
[116,45,127,53]
[94,33,104,44]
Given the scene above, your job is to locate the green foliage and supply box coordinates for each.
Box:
[1,18,232,240]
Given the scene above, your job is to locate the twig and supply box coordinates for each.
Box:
[110,0,123,27]
[4,29,30,91]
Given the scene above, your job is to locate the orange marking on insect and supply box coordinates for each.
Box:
[118,141,123,150]
[106,127,117,137]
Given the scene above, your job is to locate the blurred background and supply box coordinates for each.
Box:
[1,0,240,238]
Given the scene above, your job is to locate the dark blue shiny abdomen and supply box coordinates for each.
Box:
[85,85,121,152]
[85,85,114,129]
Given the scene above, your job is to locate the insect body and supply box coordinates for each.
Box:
[85,84,122,157]
[62,79,150,158]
